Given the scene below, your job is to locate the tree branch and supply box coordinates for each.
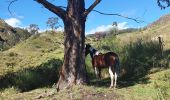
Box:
[36,0,66,19]
[83,0,101,17]
[92,10,144,23]
[157,0,170,9]
[8,0,18,16]
[8,0,142,23]
[47,5,143,23]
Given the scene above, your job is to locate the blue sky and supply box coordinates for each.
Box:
[0,0,170,34]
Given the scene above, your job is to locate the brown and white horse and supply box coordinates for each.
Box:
[85,44,120,88]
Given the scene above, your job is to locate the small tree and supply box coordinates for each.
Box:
[28,24,39,35]
[46,17,60,31]
[112,22,118,34]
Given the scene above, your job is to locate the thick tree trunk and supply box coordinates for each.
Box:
[56,0,89,91]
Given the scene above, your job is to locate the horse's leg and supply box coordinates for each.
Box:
[94,67,99,79]
[98,68,101,80]
[114,58,119,88]
[109,66,114,88]
[114,72,118,88]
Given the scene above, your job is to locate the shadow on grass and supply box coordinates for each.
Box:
[88,74,151,89]
[0,58,62,92]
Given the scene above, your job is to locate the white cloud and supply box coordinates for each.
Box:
[38,27,64,33]
[38,29,48,33]
[117,22,129,30]
[86,22,129,35]
[5,18,21,27]
[56,27,64,32]
[86,25,113,35]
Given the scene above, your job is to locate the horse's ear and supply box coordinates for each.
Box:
[86,43,90,47]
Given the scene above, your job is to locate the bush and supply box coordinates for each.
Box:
[8,52,18,57]
[88,36,169,79]
[0,58,62,92]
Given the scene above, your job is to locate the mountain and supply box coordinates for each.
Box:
[148,13,170,27]
[0,18,31,50]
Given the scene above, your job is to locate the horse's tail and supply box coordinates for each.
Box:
[115,56,120,77]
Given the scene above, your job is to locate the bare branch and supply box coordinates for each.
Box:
[92,10,144,23]
[8,0,18,16]
[8,0,142,23]
[83,0,101,17]
[36,0,66,19]
[48,5,143,23]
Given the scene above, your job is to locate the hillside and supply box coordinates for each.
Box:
[0,31,64,92]
[149,13,170,27]
[0,13,170,99]
[0,19,31,50]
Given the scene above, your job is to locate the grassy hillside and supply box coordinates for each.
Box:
[0,14,170,99]
[0,19,31,50]
[0,31,64,91]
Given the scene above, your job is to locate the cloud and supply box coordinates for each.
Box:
[86,25,113,35]
[5,18,21,27]
[56,27,64,32]
[117,22,129,30]
[86,22,129,35]
[38,27,64,33]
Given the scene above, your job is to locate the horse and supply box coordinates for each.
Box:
[85,44,120,88]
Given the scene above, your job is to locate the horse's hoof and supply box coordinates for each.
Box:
[109,86,113,88]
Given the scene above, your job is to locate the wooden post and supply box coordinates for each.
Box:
[158,36,164,57]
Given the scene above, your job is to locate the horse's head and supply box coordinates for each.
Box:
[85,44,91,56]
[85,44,100,58]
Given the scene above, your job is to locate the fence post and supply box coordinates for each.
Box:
[158,36,164,58]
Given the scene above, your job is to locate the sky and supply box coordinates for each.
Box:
[0,0,170,34]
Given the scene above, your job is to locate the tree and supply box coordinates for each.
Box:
[8,0,170,91]
[28,24,39,35]
[46,17,60,31]
[35,0,100,91]
[110,21,118,35]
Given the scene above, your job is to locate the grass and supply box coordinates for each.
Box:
[0,31,64,76]
[0,69,169,100]
[0,31,64,93]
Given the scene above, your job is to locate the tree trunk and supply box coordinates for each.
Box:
[56,0,89,91]
[35,0,101,91]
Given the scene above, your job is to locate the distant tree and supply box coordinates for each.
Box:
[28,24,39,35]
[109,22,118,35]
[46,17,60,31]
[112,22,118,27]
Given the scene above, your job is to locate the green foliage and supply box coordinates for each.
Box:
[121,41,160,76]
[8,52,18,57]
[0,59,62,92]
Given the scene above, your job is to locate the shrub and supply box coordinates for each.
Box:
[8,52,18,57]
